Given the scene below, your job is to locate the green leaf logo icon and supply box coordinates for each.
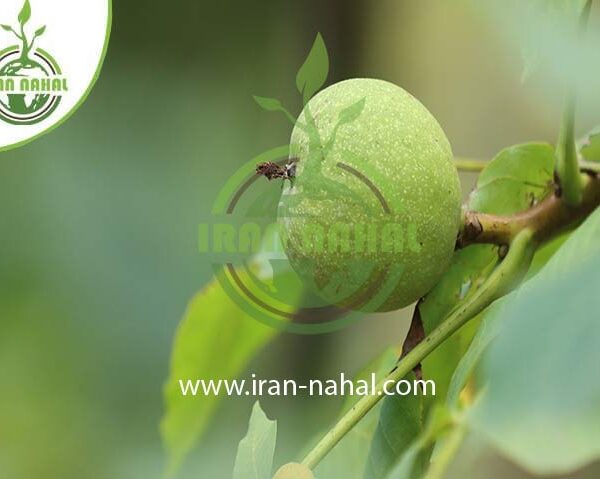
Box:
[337,97,366,126]
[0,0,111,152]
[253,95,283,112]
[18,0,31,26]
[295,32,329,105]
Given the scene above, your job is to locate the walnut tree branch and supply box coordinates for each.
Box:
[458,173,600,248]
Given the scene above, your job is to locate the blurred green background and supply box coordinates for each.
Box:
[1,1,599,478]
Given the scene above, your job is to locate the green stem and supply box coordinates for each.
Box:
[454,157,488,172]
[276,106,297,126]
[455,157,600,175]
[301,229,536,471]
[556,92,583,206]
[555,0,592,206]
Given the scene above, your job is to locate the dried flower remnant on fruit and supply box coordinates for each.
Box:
[256,161,297,181]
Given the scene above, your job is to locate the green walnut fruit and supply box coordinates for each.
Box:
[273,463,315,479]
[277,78,461,312]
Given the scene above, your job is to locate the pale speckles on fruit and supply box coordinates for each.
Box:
[278,78,461,312]
[273,463,315,479]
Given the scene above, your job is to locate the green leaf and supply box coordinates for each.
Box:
[35,25,46,37]
[468,206,600,474]
[337,98,366,126]
[1,24,13,32]
[364,372,424,479]
[469,143,554,215]
[384,405,452,479]
[315,349,397,479]
[470,178,540,215]
[253,95,284,112]
[532,207,600,278]
[233,401,277,479]
[579,126,600,162]
[476,143,554,188]
[524,231,571,280]
[444,298,507,410]
[383,440,423,479]
[160,272,279,475]
[162,225,308,474]
[18,0,31,26]
[296,33,329,105]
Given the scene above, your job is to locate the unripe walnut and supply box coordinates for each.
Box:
[278,78,461,311]
[273,462,315,479]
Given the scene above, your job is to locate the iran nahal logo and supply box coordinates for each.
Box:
[0,0,66,125]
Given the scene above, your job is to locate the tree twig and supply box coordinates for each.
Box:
[458,173,600,248]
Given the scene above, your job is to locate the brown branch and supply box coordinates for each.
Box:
[458,173,600,248]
